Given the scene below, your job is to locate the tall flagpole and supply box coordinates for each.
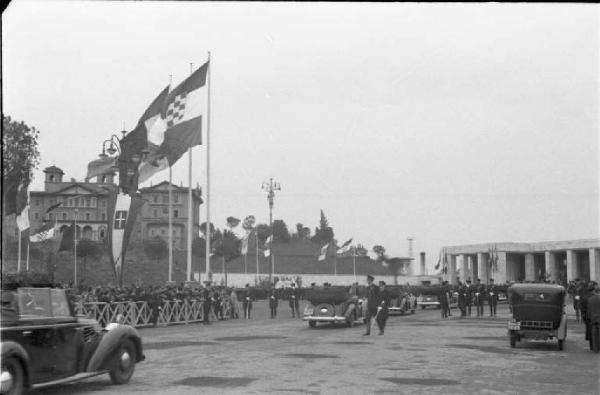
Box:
[74,209,78,288]
[168,74,173,283]
[186,63,194,283]
[255,230,259,285]
[17,229,22,272]
[353,247,357,283]
[26,238,30,272]
[205,52,212,282]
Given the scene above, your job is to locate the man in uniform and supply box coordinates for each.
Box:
[376,281,391,335]
[289,283,300,318]
[465,279,473,317]
[363,275,380,336]
[488,278,498,317]
[585,284,600,350]
[475,278,485,317]
[439,282,449,319]
[243,284,253,319]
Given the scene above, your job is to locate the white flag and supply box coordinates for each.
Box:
[263,235,272,257]
[16,205,30,231]
[241,232,250,255]
[336,238,353,255]
[318,243,329,261]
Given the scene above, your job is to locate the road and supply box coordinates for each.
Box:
[34,301,599,395]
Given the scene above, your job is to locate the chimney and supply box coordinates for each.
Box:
[420,252,426,275]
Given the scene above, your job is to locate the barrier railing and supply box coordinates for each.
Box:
[74,300,205,328]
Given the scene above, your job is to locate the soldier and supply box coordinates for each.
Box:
[488,278,498,317]
[363,275,380,336]
[376,281,391,335]
[465,279,473,317]
[268,289,278,319]
[202,287,212,325]
[475,278,485,317]
[457,281,466,317]
[585,284,600,351]
[289,283,300,318]
[243,284,253,319]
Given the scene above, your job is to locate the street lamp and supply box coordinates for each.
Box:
[98,131,149,193]
[261,177,281,284]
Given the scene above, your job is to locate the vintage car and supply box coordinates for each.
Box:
[1,287,145,394]
[416,293,440,309]
[303,287,365,328]
[507,283,567,350]
[387,287,416,315]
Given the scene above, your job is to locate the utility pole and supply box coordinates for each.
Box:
[262,177,281,284]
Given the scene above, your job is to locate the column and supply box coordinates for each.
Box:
[494,251,507,284]
[477,252,488,283]
[525,253,535,281]
[566,249,579,282]
[545,251,557,282]
[590,248,600,283]
[471,256,479,281]
[460,254,468,282]
[447,254,457,284]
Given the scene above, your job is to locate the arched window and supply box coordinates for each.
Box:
[99,227,106,239]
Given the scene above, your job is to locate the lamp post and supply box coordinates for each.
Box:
[73,208,78,288]
[261,177,280,284]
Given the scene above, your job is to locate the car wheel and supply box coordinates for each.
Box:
[109,339,137,384]
[308,321,317,328]
[509,333,516,348]
[1,356,25,395]
[558,339,564,351]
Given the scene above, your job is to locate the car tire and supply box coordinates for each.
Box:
[1,357,25,395]
[109,339,137,384]
[308,321,317,328]
[509,333,517,348]
[558,339,564,351]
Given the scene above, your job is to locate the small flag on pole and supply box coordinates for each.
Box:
[318,243,329,261]
[86,156,118,181]
[16,205,30,231]
[336,238,353,255]
[263,235,272,257]
[30,221,58,243]
[434,249,441,270]
[241,232,250,255]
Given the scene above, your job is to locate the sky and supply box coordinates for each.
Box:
[3,2,599,273]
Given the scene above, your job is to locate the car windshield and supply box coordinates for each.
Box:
[18,288,52,317]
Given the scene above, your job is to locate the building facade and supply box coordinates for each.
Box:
[21,166,202,250]
[442,239,600,285]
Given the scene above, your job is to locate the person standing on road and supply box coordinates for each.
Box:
[230,289,240,319]
[475,279,485,317]
[363,275,380,336]
[269,289,278,319]
[488,278,498,317]
[439,283,449,319]
[457,281,466,317]
[465,279,473,317]
[376,281,391,335]
[202,287,212,325]
[243,284,253,319]
[289,283,300,318]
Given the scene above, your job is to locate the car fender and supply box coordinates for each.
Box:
[344,303,356,319]
[86,325,143,372]
[1,340,31,387]
[557,309,567,340]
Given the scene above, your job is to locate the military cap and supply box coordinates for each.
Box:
[367,274,374,281]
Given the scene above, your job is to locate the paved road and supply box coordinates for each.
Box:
[34,301,599,395]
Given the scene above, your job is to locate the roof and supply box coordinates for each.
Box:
[43,165,64,175]
[140,181,203,202]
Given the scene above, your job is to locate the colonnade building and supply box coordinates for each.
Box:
[442,239,600,285]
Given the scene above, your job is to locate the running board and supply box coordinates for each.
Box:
[31,371,107,389]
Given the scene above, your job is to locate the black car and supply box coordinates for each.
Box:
[1,287,145,394]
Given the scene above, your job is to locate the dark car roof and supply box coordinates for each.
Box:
[508,283,565,295]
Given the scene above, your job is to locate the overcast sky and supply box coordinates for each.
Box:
[3,2,599,272]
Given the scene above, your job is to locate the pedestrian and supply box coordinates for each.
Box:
[202,287,212,325]
[376,281,391,335]
[488,278,498,317]
[230,289,240,319]
[439,282,449,319]
[213,290,223,320]
[289,283,300,318]
[269,289,278,319]
[585,284,600,351]
[243,284,253,319]
[574,280,583,323]
[475,278,485,317]
[457,281,466,317]
[363,275,380,336]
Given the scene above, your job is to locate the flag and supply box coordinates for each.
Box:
[107,191,144,286]
[86,156,118,181]
[241,231,251,255]
[318,243,329,261]
[434,250,441,271]
[4,181,28,216]
[119,85,170,193]
[336,238,353,255]
[263,235,272,257]
[16,205,30,231]
[30,221,57,243]
[58,222,76,252]
[158,62,208,166]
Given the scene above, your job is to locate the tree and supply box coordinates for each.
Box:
[354,244,368,257]
[213,229,241,262]
[383,257,408,285]
[143,237,168,264]
[77,239,104,280]
[372,245,387,261]
[256,223,271,242]
[199,222,216,238]
[272,219,290,243]
[2,116,41,210]
[242,215,256,232]
[294,223,310,239]
[226,216,240,229]
[311,210,334,244]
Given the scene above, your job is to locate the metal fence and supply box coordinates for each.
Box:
[74,300,205,328]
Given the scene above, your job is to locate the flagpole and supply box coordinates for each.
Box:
[26,238,30,272]
[186,62,194,283]
[169,166,173,283]
[205,51,212,283]
[17,229,22,272]
[334,250,337,277]
[255,229,259,285]
[74,210,78,288]
[353,248,356,283]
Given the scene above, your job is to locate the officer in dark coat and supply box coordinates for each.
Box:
[202,287,212,325]
[376,281,391,335]
[457,281,466,317]
[439,282,449,319]
[580,282,597,342]
[363,275,380,336]
[243,284,253,319]
[269,289,278,319]
[475,279,485,317]
[487,278,498,317]
[289,283,300,318]
[465,279,473,317]
[586,285,600,350]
